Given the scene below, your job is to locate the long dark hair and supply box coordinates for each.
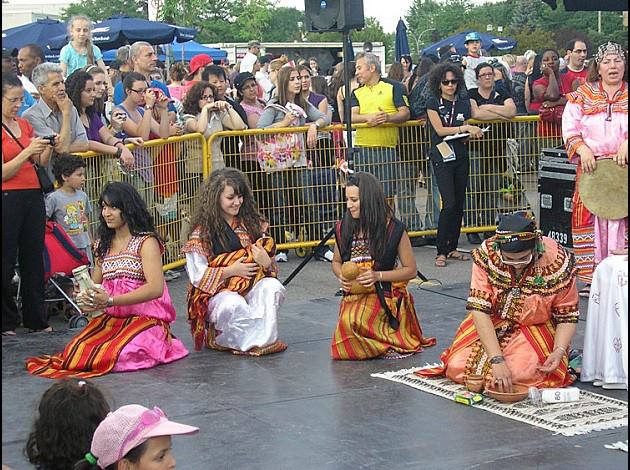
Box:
[66,70,95,117]
[189,168,266,251]
[276,66,310,110]
[95,182,158,260]
[25,379,111,470]
[340,172,393,261]
[182,81,217,115]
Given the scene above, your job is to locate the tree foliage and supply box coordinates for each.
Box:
[61,0,146,21]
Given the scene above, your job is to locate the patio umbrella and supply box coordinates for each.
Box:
[100,40,227,63]
[421,30,516,58]
[395,19,411,62]
[2,18,66,61]
[48,15,197,51]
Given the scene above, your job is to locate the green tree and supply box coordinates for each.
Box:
[509,28,556,55]
[261,7,304,42]
[509,0,539,33]
[61,0,146,21]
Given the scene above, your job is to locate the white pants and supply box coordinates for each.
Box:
[581,254,628,389]
[208,278,286,352]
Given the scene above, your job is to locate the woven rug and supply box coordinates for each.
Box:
[372,366,628,436]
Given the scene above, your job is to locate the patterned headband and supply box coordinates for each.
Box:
[493,230,540,244]
[596,42,626,63]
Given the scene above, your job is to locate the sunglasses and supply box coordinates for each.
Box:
[500,252,533,266]
[441,79,458,86]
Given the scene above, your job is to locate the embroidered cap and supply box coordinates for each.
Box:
[493,212,539,253]
[90,405,198,468]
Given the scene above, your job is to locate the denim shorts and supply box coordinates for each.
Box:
[354,147,400,197]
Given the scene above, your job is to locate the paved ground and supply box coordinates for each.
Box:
[2,237,628,469]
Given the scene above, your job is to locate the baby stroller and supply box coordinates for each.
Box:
[13,221,90,329]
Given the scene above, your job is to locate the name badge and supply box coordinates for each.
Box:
[437,141,456,162]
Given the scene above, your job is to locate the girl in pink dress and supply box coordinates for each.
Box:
[27,182,188,379]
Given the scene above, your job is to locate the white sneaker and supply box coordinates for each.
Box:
[593,380,605,387]
[275,252,288,263]
[602,382,627,390]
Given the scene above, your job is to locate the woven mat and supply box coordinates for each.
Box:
[372,366,628,436]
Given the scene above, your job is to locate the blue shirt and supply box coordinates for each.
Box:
[18,89,36,117]
[60,43,104,76]
[114,79,176,114]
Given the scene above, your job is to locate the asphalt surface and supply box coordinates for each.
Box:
[2,237,628,469]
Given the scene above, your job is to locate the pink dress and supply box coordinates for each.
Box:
[101,234,189,371]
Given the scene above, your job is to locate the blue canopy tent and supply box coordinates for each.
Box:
[395,19,411,62]
[2,18,65,61]
[48,15,197,51]
[99,40,226,64]
[422,30,516,58]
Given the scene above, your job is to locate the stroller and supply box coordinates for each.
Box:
[13,221,90,329]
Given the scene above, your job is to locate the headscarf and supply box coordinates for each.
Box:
[595,42,626,64]
[493,212,541,253]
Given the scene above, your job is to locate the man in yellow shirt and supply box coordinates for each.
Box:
[351,53,410,202]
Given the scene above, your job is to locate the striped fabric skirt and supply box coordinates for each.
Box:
[331,285,435,360]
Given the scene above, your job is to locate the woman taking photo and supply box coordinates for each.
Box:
[2,72,55,335]
[331,172,435,360]
[425,63,483,268]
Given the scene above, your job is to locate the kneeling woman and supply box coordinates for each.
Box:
[27,182,189,378]
[331,172,435,360]
[418,213,579,390]
[184,168,287,355]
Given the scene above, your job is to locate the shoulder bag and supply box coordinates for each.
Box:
[2,123,54,193]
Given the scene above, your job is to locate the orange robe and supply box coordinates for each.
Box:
[418,237,579,388]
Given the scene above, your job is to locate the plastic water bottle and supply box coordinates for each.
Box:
[528,387,580,406]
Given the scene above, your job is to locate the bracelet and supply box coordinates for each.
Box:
[379,271,383,281]
[554,346,567,355]
[489,355,505,364]
[145,105,153,110]
[106,296,114,307]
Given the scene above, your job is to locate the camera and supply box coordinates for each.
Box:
[42,135,56,145]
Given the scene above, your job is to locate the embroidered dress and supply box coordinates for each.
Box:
[183,221,287,355]
[26,234,189,379]
[581,254,628,389]
[563,81,628,283]
[331,219,436,360]
[417,237,579,388]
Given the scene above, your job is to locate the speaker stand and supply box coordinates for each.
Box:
[342,30,356,172]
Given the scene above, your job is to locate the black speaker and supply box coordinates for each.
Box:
[304,0,365,33]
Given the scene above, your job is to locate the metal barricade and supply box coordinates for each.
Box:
[78,133,206,271]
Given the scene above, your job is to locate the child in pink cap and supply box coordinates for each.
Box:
[75,404,198,469]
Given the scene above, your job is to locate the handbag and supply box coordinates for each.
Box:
[538,104,565,125]
[2,123,54,194]
[256,104,304,173]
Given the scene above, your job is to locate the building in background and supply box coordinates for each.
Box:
[2,1,72,30]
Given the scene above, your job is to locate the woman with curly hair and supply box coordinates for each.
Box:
[25,379,110,470]
[65,69,137,167]
[183,168,287,355]
[26,182,189,378]
[181,80,245,172]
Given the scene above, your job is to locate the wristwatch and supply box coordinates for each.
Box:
[489,355,505,364]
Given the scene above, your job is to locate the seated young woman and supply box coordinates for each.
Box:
[26,182,189,378]
[183,168,287,356]
[331,172,436,360]
[417,213,579,391]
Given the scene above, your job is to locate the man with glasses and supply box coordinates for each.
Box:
[561,39,589,93]
[23,62,88,179]
[417,212,579,392]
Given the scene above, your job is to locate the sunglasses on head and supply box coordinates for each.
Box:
[441,79,458,86]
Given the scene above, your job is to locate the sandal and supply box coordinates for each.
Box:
[447,251,470,261]
[28,326,54,334]
[2,330,17,336]
[578,285,591,298]
[435,255,447,267]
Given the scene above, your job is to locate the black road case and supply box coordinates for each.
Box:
[538,148,577,248]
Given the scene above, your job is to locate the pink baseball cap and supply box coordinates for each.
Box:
[90,404,198,468]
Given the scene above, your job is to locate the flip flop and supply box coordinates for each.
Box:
[28,326,54,334]
[447,251,470,261]
[435,255,447,267]
[2,330,16,336]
